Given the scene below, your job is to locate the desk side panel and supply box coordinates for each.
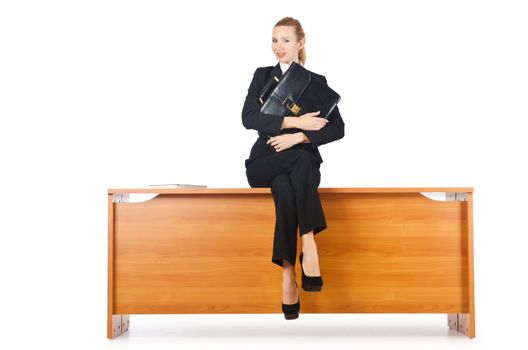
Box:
[107,195,114,338]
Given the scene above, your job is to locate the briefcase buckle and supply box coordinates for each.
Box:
[290,103,301,115]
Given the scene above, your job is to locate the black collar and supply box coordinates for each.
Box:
[267,62,282,79]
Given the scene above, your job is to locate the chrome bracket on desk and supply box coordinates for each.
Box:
[111,314,130,338]
[446,192,468,202]
[113,193,158,203]
[448,313,470,336]
[112,194,130,203]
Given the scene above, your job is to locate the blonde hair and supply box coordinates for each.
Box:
[274,17,306,65]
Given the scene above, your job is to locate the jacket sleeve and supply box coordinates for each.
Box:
[241,68,284,136]
[302,76,345,147]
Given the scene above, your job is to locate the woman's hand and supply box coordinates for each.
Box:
[297,111,329,131]
[266,133,301,152]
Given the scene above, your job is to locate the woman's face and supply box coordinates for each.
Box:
[272,25,304,65]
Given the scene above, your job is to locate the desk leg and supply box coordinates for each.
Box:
[108,194,131,339]
[447,191,475,338]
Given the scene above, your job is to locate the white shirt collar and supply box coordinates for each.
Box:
[279,62,290,74]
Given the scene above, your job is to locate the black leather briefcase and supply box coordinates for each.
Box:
[259,62,341,119]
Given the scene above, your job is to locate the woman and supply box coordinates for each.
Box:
[241,17,345,320]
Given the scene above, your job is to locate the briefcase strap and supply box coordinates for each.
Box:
[259,75,280,107]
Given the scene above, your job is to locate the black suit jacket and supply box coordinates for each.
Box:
[242,63,345,168]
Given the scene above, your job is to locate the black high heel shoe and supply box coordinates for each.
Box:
[282,282,300,320]
[299,252,323,292]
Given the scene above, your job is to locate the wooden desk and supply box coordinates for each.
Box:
[107,187,475,339]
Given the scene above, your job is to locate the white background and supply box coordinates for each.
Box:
[1,0,527,349]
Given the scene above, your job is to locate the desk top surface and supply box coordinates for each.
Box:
[108,187,473,194]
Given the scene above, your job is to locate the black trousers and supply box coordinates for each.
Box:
[245,149,327,268]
